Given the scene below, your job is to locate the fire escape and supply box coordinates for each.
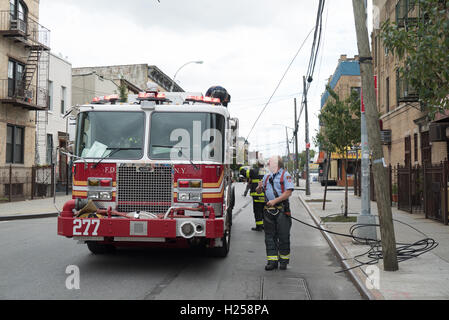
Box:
[0,11,51,165]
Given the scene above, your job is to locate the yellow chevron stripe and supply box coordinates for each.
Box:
[72,191,87,197]
[73,180,116,187]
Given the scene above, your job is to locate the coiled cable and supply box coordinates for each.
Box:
[288,212,439,273]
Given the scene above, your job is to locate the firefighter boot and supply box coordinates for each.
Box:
[265,261,278,271]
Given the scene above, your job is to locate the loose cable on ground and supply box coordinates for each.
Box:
[290,207,439,274]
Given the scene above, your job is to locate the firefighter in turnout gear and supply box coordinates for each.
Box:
[256,156,294,271]
[241,162,266,231]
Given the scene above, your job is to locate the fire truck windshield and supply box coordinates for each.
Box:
[149,112,225,162]
[75,111,145,159]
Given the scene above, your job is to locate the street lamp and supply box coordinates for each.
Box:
[170,60,204,92]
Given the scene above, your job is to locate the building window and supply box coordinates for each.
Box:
[60,86,66,114]
[48,80,53,111]
[7,59,25,98]
[6,124,24,164]
[9,0,28,33]
[405,136,411,167]
[421,131,431,165]
[46,134,53,165]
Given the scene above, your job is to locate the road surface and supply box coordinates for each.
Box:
[0,183,362,300]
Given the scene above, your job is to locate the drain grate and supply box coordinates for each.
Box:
[261,277,311,300]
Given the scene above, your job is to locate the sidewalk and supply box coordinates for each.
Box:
[0,193,71,220]
[297,179,449,300]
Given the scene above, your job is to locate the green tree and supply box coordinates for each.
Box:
[381,0,449,117]
[298,149,316,172]
[316,86,361,216]
[119,80,128,103]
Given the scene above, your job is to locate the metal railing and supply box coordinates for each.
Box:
[0,165,55,202]
[0,11,50,48]
[0,79,48,108]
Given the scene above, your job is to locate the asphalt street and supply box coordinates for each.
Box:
[0,183,362,300]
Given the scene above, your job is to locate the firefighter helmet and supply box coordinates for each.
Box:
[205,86,231,107]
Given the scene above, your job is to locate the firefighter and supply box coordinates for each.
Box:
[246,161,266,232]
[256,156,295,271]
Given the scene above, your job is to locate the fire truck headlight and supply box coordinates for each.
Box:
[88,191,100,200]
[179,193,190,201]
[180,221,196,239]
[99,191,112,201]
[189,193,202,201]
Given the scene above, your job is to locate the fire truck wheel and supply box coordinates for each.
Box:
[229,186,236,210]
[86,241,116,255]
[210,227,231,258]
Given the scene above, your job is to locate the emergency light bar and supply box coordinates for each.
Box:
[185,96,221,105]
[91,94,119,104]
[137,92,168,101]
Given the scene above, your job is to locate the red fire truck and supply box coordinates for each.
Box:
[57,89,238,257]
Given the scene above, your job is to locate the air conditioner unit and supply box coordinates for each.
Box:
[429,123,447,142]
[10,19,26,33]
[380,130,392,145]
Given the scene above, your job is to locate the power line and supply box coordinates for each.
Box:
[245,26,315,142]
[298,0,326,123]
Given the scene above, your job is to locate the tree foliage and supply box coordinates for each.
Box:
[381,0,449,117]
[297,149,316,172]
[316,86,361,155]
[315,86,361,216]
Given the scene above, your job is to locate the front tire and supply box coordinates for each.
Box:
[210,209,232,257]
[211,228,231,258]
[86,241,115,254]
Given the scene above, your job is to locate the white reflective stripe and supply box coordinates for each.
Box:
[114,237,165,242]
[72,186,117,192]
[267,256,279,261]
[280,254,290,260]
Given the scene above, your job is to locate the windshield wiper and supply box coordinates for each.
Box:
[151,144,200,170]
[92,147,141,169]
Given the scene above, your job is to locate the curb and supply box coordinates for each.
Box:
[297,193,385,300]
[0,212,58,222]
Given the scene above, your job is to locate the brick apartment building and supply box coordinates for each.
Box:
[372,0,449,167]
[0,0,50,199]
[320,54,362,186]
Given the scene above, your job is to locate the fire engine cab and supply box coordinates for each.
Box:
[57,88,238,257]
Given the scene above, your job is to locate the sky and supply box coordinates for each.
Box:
[39,0,373,159]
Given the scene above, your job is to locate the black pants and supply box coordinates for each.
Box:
[264,208,292,263]
[253,200,264,227]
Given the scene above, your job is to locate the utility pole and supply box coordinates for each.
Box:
[284,127,291,171]
[352,0,398,271]
[294,98,300,187]
[303,76,311,196]
[356,94,377,241]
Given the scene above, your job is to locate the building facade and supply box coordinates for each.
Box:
[0,0,50,199]
[37,53,72,191]
[372,0,448,167]
[72,64,184,106]
[320,55,362,186]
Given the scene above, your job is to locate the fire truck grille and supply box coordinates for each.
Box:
[117,165,173,214]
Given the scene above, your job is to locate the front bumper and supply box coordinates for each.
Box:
[57,201,224,243]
